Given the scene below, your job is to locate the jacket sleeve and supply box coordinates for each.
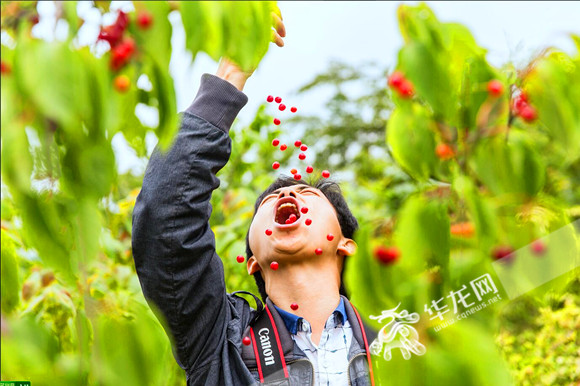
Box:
[131,73,248,373]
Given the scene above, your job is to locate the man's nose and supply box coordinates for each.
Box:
[277,187,298,198]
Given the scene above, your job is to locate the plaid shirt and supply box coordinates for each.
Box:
[274,298,353,386]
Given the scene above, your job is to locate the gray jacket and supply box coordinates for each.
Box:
[132,73,376,385]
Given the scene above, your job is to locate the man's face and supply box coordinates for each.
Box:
[247,184,355,274]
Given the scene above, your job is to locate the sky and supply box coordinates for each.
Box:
[21,1,580,174]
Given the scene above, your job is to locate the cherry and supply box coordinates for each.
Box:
[374,246,400,265]
[110,37,136,71]
[487,79,503,97]
[267,95,274,102]
[531,240,546,256]
[275,96,282,103]
[315,248,323,255]
[243,336,251,346]
[279,104,286,111]
[280,144,287,151]
[492,245,515,262]
[288,214,297,222]
[270,261,279,270]
[388,71,404,88]
[293,174,302,180]
[298,153,306,160]
[300,145,308,151]
[236,255,245,263]
[273,118,281,125]
[398,79,414,98]
[290,107,297,113]
[272,162,280,170]
[306,166,314,173]
[294,140,302,147]
[520,105,537,122]
[327,234,334,241]
[0,61,11,75]
[136,10,153,29]
[436,143,455,160]
[113,75,131,92]
[290,303,299,310]
[265,229,273,236]
[97,11,129,48]
[272,138,280,146]
[300,207,308,214]
[450,222,475,238]
[290,168,297,174]
[305,219,312,226]
[321,170,330,178]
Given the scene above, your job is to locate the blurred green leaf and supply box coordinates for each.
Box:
[1,229,20,313]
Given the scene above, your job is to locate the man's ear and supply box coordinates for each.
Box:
[337,238,357,257]
[247,256,261,275]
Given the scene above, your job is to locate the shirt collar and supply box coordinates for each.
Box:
[272,297,348,335]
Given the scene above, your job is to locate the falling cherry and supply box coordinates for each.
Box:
[298,153,306,160]
[290,168,297,174]
[315,248,323,255]
[300,145,308,151]
[280,144,287,151]
[290,107,297,113]
[243,336,251,346]
[322,170,330,178]
[267,95,274,103]
[305,219,312,226]
[306,166,314,173]
[290,303,299,310]
[272,162,280,169]
[327,234,334,241]
[265,229,273,236]
[273,118,281,125]
[270,261,279,270]
[279,104,286,111]
[272,138,280,146]
[294,140,302,147]
[294,174,302,180]
[236,255,245,263]
[275,96,282,103]
[301,207,308,214]
[288,214,297,222]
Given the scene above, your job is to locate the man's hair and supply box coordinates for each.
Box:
[245,175,359,302]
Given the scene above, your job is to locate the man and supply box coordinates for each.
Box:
[132,13,376,386]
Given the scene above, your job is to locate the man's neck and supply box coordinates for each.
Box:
[266,262,341,345]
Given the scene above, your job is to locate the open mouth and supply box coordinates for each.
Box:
[274,197,301,225]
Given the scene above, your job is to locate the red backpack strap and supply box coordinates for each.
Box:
[351,304,376,386]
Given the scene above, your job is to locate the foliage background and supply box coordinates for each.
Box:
[1,1,579,385]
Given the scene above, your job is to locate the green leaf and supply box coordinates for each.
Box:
[1,230,20,314]
[132,1,172,69]
[387,103,438,181]
[148,59,178,151]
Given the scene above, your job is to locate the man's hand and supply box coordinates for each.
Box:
[216,10,286,91]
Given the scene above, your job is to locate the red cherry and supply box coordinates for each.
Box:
[327,234,334,241]
[270,261,279,270]
[305,219,312,226]
[520,105,537,122]
[298,153,306,160]
[267,95,274,102]
[293,174,302,180]
[136,10,153,29]
[487,79,503,97]
[113,75,131,92]
[306,166,313,173]
[265,229,272,236]
[280,144,287,151]
[273,118,281,125]
[275,96,282,103]
[288,214,297,222]
[492,245,515,262]
[300,207,308,214]
[0,61,11,75]
[374,246,400,265]
[272,138,280,146]
[397,79,414,98]
[110,37,136,71]
[300,145,308,151]
[321,170,330,178]
[294,140,302,147]
[279,104,286,111]
[290,303,299,310]
[290,168,297,174]
[290,107,297,113]
[272,162,280,170]
[97,11,129,48]
[243,336,251,346]
[388,71,404,88]
[315,248,323,255]
[236,255,245,263]
[531,240,546,256]
[436,143,455,160]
